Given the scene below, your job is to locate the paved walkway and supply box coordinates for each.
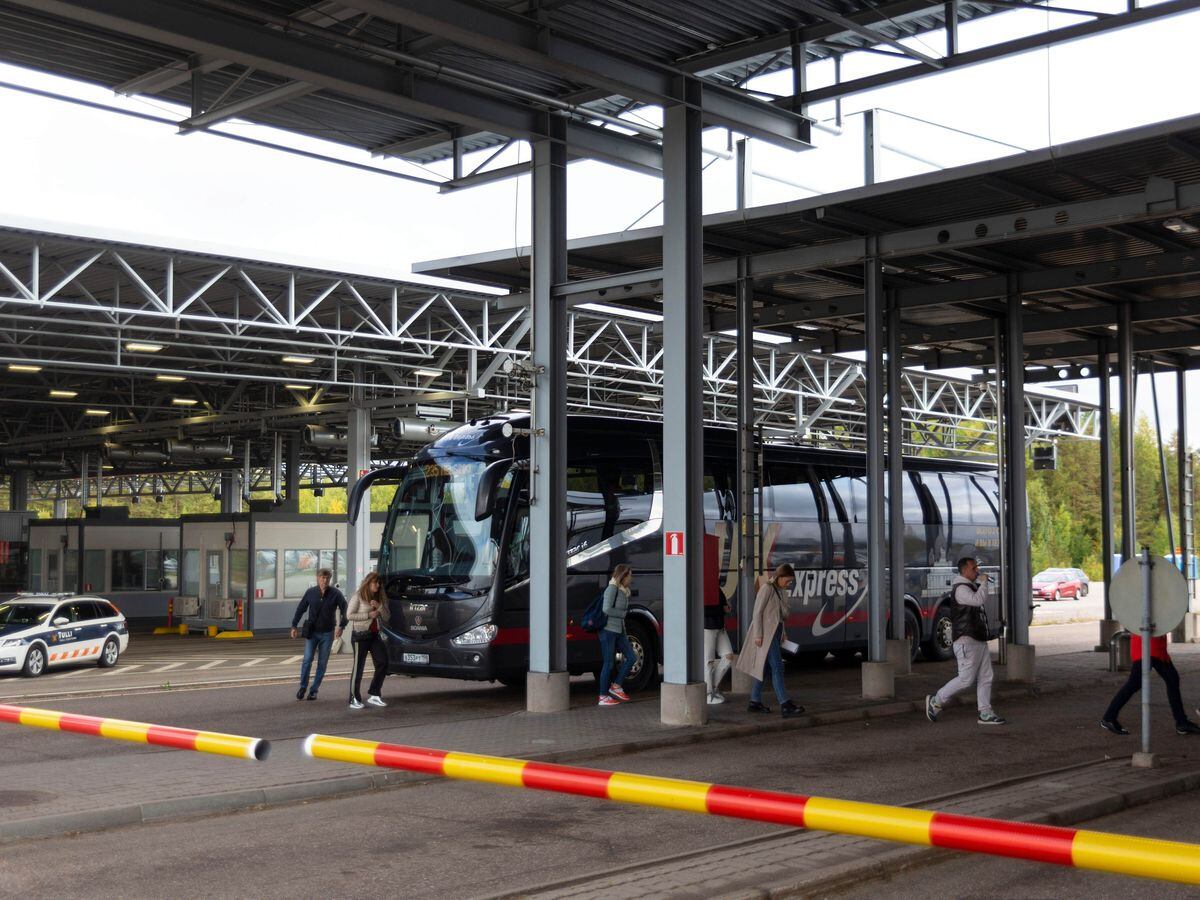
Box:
[4,639,1199,845]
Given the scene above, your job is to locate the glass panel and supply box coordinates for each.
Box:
[83,550,105,593]
[182,550,200,595]
[158,550,179,591]
[284,550,320,597]
[205,551,223,599]
[319,550,348,587]
[28,548,41,592]
[46,550,59,592]
[111,550,147,591]
[255,550,277,599]
[63,550,78,592]
[766,465,821,520]
[229,550,248,599]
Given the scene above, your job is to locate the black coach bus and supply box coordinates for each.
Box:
[350,413,1001,693]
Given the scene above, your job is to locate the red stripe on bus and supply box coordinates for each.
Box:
[705,784,809,827]
[57,713,105,736]
[145,724,201,752]
[929,814,1077,865]
[373,744,449,774]
[521,761,613,799]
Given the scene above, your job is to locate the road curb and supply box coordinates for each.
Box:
[0,667,1133,845]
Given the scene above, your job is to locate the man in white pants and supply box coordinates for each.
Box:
[704,586,735,704]
[926,557,1007,726]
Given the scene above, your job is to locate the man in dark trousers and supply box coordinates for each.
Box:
[1101,633,1200,735]
[290,568,346,701]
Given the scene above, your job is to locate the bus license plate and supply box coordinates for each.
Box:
[402,653,430,664]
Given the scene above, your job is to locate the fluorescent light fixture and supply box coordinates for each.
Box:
[7,363,42,372]
[1164,216,1200,235]
[49,389,77,398]
[125,342,163,353]
[84,408,110,416]
[413,368,443,377]
[171,397,199,406]
[718,329,793,345]
[284,383,312,390]
[282,354,315,365]
[102,464,114,471]
[155,374,186,382]
[639,395,659,402]
[576,302,664,323]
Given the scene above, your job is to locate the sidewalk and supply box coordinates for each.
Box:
[3,641,1199,846]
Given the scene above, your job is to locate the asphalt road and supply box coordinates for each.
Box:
[1,656,1198,899]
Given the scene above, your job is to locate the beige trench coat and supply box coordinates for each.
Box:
[734,581,789,680]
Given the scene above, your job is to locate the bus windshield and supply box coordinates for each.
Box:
[380,456,511,590]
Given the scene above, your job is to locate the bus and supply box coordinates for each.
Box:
[350,413,1001,693]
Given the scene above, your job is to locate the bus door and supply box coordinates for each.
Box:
[822,471,869,648]
[764,461,838,650]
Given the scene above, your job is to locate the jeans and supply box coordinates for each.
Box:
[935,637,994,712]
[299,630,334,694]
[750,624,790,705]
[1104,657,1188,726]
[599,629,635,695]
[705,627,733,693]
[349,631,388,702]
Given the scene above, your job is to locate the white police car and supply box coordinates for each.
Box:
[0,594,129,677]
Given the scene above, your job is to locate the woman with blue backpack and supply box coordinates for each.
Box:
[598,563,636,707]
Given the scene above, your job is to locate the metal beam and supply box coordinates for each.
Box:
[179,80,316,131]
[1005,285,1031,645]
[346,0,811,148]
[865,244,887,664]
[1118,302,1136,560]
[1099,349,1115,617]
[789,0,943,68]
[14,0,664,174]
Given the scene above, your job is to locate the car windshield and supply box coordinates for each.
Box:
[380,456,514,591]
[0,603,53,626]
[1033,570,1067,581]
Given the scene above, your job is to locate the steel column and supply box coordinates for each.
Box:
[661,80,707,720]
[864,109,880,186]
[284,437,301,513]
[9,471,28,511]
[347,402,372,597]
[1119,302,1136,560]
[1100,351,1115,617]
[1179,368,1191,595]
[528,117,569,687]
[1005,287,1032,646]
[79,452,90,507]
[886,291,905,640]
[219,471,241,514]
[736,257,755,654]
[865,240,887,661]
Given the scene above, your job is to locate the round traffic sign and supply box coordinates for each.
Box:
[1108,556,1188,636]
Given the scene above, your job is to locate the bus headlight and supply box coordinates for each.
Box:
[452,624,498,646]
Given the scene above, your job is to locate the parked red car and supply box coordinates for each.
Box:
[1031,568,1085,601]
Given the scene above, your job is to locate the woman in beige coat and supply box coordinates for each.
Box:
[346,571,391,710]
[735,563,803,718]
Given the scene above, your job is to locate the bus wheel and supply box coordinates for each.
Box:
[623,620,658,694]
[904,609,921,663]
[831,648,859,664]
[922,607,955,662]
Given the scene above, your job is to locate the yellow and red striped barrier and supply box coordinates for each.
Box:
[303,735,1199,885]
[0,704,268,761]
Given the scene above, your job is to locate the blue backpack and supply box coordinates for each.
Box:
[581,591,607,633]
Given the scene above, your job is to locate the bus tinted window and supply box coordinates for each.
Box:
[766,465,820,520]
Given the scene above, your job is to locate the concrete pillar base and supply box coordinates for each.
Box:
[1132,751,1160,769]
[731,669,755,694]
[1004,643,1036,683]
[660,681,708,726]
[1094,618,1121,652]
[885,639,912,676]
[525,671,570,713]
[861,661,895,699]
[1181,612,1200,643]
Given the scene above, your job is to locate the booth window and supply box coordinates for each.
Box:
[111,550,148,590]
[255,550,277,599]
[181,550,200,595]
[147,550,179,591]
[284,549,319,596]
[28,548,41,592]
[229,550,248,600]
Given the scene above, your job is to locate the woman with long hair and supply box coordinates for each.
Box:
[346,570,391,710]
[735,563,804,718]
[598,563,636,707]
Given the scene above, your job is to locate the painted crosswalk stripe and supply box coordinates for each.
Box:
[149,662,186,673]
[239,657,268,668]
[283,655,302,664]
[50,667,90,678]
[99,664,142,676]
[197,659,226,670]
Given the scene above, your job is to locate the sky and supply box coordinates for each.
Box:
[0,0,1196,440]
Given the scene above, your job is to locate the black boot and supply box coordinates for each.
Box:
[781,700,805,718]
[747,700,771,714]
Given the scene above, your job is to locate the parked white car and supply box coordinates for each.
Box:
[0,594,129,677]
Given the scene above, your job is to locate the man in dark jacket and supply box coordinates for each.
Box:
[290,568,346,701]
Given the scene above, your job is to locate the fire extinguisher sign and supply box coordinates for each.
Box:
[664,531,685,557]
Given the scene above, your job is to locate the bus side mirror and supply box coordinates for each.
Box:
[476,459,512,521]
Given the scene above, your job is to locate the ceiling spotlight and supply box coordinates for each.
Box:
[1057,368,1070,379]
[171,397,199,406]
[84,408,110,416]
[125,342,164,353]
[155,374,186,382]
[7,363,42,373]
[1163,217,1200,235]
[154,492,164,503]
[282,355,315,365]
[130,493,140,505]
[1079,366,1091,378]
[49,389,78,398]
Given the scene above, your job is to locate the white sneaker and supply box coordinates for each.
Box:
[707,690,725,705]
[367,695,387,708]
[349,699,364,710]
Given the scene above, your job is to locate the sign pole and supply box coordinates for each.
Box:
[1140,545,1153,758]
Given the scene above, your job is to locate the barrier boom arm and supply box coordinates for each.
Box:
[304,734,1199,885]
[0,704,268,761]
